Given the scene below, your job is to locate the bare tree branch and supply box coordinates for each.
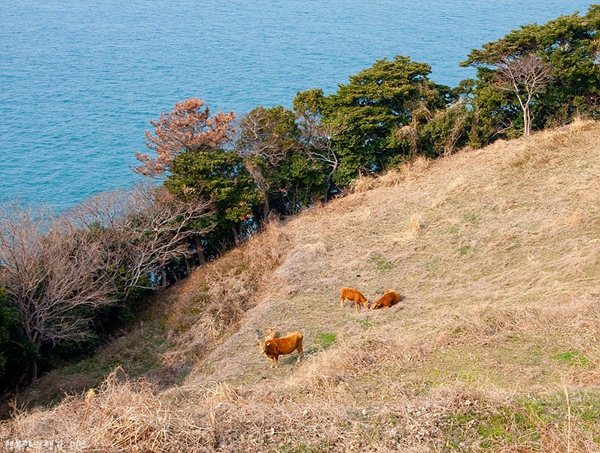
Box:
[0,186,214,377]
[0,207,114,351]
[70,185,214,295]
[495,53,551,136]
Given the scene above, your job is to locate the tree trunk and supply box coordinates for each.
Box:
[161,268,168,289]
[523,105,531,136]
[30,340,40,382]
[324,175,332,202]
[262,190,270,219]
[194,236,206,265]
[244,162,270,219]
[31,359,38,382]
[231,225,241,245]
[324,157,338,201]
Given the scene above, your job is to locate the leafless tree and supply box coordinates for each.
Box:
[236,107,299,216]
[134,98,235,176]
[495,53,551,136]
[236,108,296,164]
[0,187,213,379]
[0,207,115,379]
[296,114,341,198]
[70,185,214,291]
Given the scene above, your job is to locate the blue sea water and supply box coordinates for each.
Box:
[0,1,595,211]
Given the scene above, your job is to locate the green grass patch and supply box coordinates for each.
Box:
[23,321,169,408]
[553,350,590,366]
[316,332,337,349]
[356,318,373,330]
[445,225,460,235]
[445,391,600,450]
[302,332,338,357]
[463,212,482,224]
[59,321,167,379]
[458,245,471,255]
[371,254,393,271]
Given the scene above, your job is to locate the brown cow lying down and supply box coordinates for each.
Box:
[257,329,304,368]
[340,287,369,311]
[371,289,402,309]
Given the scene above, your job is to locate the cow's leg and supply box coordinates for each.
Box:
[340,296,345,308]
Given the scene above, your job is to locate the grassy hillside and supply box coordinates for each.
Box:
[2,120,600,452]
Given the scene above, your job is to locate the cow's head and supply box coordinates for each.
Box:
[256,328,278,353]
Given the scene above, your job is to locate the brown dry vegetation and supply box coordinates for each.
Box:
[2,120,600,452]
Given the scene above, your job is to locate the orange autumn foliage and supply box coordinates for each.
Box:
[135,98,235,176]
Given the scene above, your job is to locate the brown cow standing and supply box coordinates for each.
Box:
[257,329,304,368]
[370,289,402,309]
[339,287,369,311]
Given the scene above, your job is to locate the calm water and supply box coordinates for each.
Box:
[0,1,594,211]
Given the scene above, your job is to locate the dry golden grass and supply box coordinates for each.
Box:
[351,155,431,193]
[161,219,292,369]
[2,120,600,452]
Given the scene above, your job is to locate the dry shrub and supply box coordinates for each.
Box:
[163,220,291,367]
[567,116,596,134]
[285,329,434,397]
[2,368,597,452]
[189,382,600,452]
[508,118,597,171]
[433,294,600,350]
[534,419,599,453]
[2,367,452,452]
[0,368,203,452]
[350,174,378,193]
[351,156,431,193]
[437,386,600,453]
[429,175,468,209]
[194,398,447,452]
[408,213,425,236]
[401,155,431,178]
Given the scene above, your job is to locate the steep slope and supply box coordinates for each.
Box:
[3,120,600,452]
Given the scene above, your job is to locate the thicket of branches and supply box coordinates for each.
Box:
[0,187,212,390]
[0,5,597,396]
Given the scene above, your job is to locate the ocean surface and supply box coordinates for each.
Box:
[0,1,595,211]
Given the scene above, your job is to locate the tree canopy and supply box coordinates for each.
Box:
[323,55,451,185]
[461,6,599,141]
[135,98,235,176]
